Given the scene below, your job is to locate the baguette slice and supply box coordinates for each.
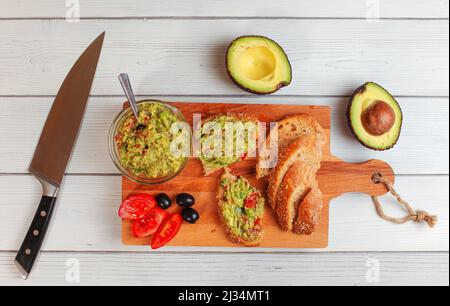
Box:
[256,114,326,179]
[217,168,265,247]
[275,160,317,231]
[292,186,323,235]
[198,114,259,176]
[267,136,324,209]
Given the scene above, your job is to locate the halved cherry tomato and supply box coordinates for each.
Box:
[240,152,248,161]
[151,214,182,250]
[118,194,157,220]
[244,192,259,209]
[133,207,168,238]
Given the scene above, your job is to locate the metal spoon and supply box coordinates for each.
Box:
[118,73,140,121]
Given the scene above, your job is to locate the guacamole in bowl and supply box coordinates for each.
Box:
[109,101,191,184]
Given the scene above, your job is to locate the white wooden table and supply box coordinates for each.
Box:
[0,0,448,286]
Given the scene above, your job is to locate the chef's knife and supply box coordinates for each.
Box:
[15,32,105,279]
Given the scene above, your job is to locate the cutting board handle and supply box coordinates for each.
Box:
[319,159,395,199]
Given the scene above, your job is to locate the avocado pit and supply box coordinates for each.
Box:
[362,101,396,136]
[347,82,403,151]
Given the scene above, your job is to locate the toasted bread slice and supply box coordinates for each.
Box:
[256,114,326,179]
[217,168,265,246]
[267,136,324,209]
[275,160,317,231]
[292,186,323,235]
[198,114,259,176]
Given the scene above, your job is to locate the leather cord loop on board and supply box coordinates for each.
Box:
[371,173,438,228]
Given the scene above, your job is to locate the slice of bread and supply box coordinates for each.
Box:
[267,136,324,209]
[217,168,264,247]
[292,186,323,235]
[275,160,317,231]
[198,114,259,176]
[256,114,326,179]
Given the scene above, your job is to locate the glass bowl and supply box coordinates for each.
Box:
[108,100,191,185]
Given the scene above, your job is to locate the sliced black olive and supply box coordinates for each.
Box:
[182,207,200,224]
[176,193,195,208]
[156,193,172,210]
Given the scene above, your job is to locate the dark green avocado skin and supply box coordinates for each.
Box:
[346,82,403,151]
[225,35,292,95]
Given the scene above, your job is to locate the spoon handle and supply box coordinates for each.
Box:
[118,73,140,120]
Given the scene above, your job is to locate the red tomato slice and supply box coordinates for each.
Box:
[244,192,259,209]
[118,194,157,220]
[133,207,168,238]
[151,214,182,250]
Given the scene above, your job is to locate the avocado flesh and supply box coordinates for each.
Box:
[348,82,403,151]
[226,36,292,95]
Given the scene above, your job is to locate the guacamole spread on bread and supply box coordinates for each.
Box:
[220,175,264,242]
[115,102,186,178]
[199,114,258,175]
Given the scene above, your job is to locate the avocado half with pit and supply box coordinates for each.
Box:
[226,36,292,95]
[347,82,403,151]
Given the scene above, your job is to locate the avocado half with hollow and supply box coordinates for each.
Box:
[347,82,403,151]
[226,36,292,95]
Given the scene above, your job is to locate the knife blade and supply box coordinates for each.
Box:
[15,32,105,279]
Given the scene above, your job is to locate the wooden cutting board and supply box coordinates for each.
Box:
[122,102,395,248]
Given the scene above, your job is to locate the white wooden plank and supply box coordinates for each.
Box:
[0,175,447,252]
[0,96,448,175]
[0,19,448,97]
[0,0,448,19]
[0,251,448,286]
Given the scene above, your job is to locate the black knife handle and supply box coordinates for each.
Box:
[15,195,57,278]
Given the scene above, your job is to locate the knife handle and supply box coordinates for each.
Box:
[15,195,57,279]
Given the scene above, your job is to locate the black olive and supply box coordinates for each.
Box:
[176,193,195,208]
[155,193,172,210]
[182,207,200,224]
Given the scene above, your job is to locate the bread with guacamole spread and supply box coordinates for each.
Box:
[218,168,265,246]
[198,114,259,176]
